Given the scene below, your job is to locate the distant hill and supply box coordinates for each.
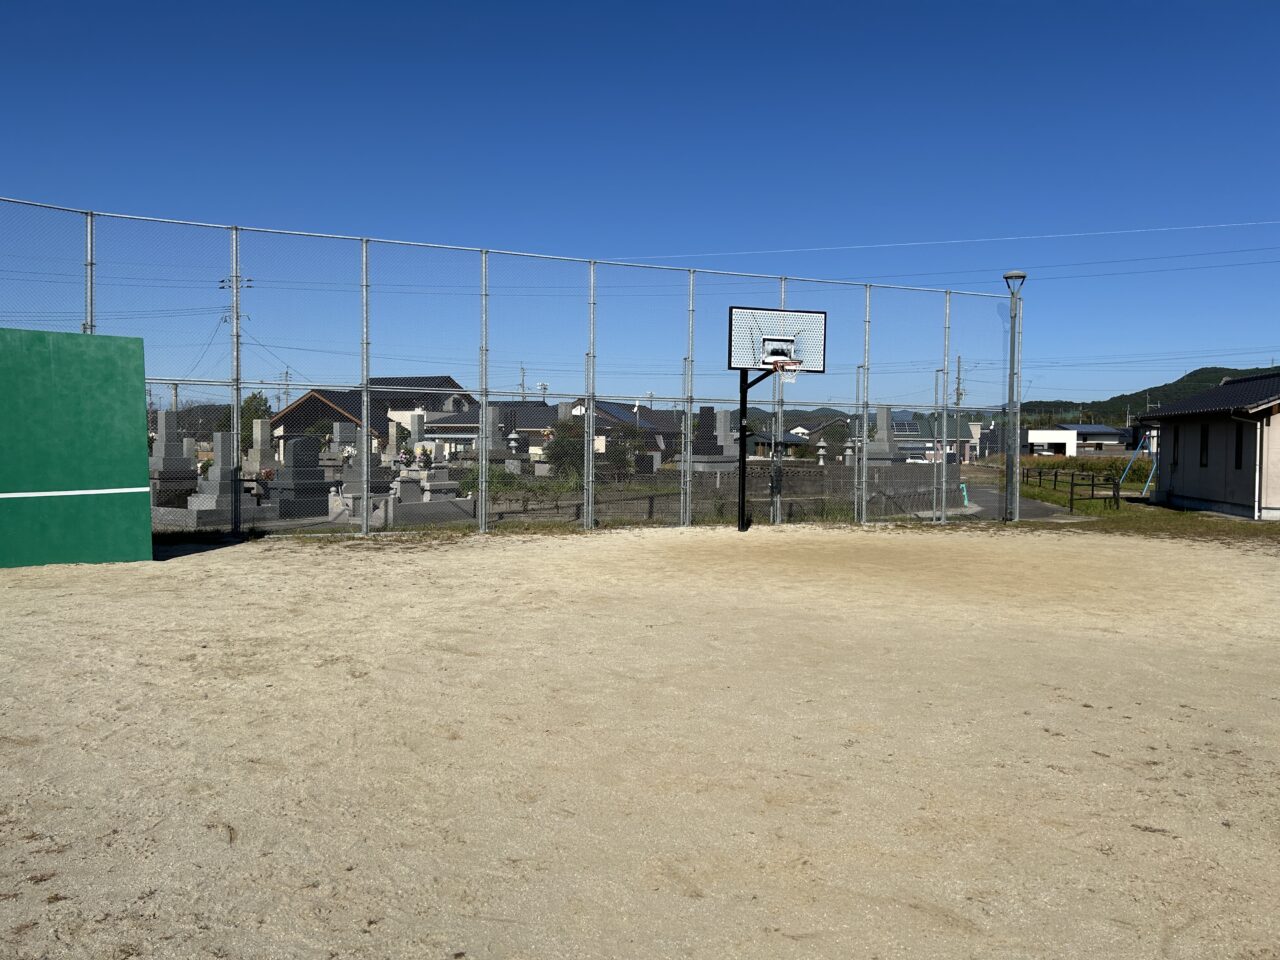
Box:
[741,365,1280,432]
[1022,365,1280,426]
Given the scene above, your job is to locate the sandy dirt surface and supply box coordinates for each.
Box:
[2,525,1280,959]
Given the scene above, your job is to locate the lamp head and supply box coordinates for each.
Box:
[1004,270,1027,293]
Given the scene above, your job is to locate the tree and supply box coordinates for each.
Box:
[240,391,272,453]
[390,423,410,455]
[604,423,645,476]
[814,419,851,445]
[543,419,584,477]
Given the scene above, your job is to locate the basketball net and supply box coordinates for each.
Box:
[771,359,801,383]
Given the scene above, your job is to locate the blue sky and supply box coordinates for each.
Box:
[2,1,1278,413]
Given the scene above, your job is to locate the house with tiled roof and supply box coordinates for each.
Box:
[270,376,476,444]
[1139,370,1280,520]
[554,399,685,461]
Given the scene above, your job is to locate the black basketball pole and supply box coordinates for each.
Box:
[738,369,749,531]
[737,367,775,532]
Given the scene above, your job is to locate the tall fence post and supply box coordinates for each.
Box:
[681,269,695,526]
[478,251,490,532]
[584,261,596,530]
[933,370,941,520]
[772,276,786,524]
[83,211,95,335]
[1004,284,1023,521]
[229,226,242,536]
[1015,294,1023,521]
[360,238,371,536]
[860,285,871,524]
[941,290,950,523]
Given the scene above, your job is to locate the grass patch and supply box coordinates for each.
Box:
[1019,483,1280,549]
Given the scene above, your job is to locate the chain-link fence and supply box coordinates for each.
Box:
[0,196,1023,535]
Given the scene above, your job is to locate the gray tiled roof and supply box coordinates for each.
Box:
[1139,372,1280,420]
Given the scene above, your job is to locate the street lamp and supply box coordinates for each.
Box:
[1003,270,1027,522]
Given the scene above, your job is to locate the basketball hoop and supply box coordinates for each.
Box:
[770,358,802,383]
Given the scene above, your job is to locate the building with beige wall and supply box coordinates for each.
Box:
[1141,371,1280,520]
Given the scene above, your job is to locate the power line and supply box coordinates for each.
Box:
[179,314,228,379]
[617,219,1280,261]
[959,257,1280,285]
[835,244,1280,283]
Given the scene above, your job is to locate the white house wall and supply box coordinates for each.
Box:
[1027,429,1077,456]
[1263,415,1280,519]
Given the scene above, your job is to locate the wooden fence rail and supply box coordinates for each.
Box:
[1021,467,1120,513]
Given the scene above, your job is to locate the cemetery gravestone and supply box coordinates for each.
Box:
[149,409,198,507]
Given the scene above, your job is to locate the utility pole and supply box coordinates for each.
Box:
[520,364,527,401]
[954,355,963,407]
[537,382,548,402]
[280,367,292,410]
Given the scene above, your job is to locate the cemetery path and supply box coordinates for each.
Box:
[2,526,1279,959]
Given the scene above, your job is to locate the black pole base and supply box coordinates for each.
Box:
[738,369,749,532]
[737,367,774,532]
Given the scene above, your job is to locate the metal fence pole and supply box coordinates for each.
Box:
[584,261,596,530]
[860,285,871,524]
[941,290,950,523]
[681,269,695,526]
[478,251,490,532]
[1004,285,1023,522]
[854,362,862,520]
[772,276,786,524]
[1015,294,1023,522]
[83,212,95,335]
[933,370,941,520]
[360,238,371,536]
[229,226,242,536]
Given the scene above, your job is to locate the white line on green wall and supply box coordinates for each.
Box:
[0,487,151,499]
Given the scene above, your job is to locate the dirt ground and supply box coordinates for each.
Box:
[2,526,1279,960]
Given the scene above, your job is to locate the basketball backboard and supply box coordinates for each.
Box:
[728,306,827,372]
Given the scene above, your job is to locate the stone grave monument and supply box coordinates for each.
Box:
[149,409,198,507]
[186,432,242,512]
[319,421,356,483]
[866,405,898,464]
[243,419,279,476]
[271,436,328,520]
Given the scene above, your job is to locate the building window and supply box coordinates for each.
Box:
[1171,425,1179,467]
[1235,421,1244,470]
[1199,424,1209,468]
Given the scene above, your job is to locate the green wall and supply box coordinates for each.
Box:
[0,329,152,567]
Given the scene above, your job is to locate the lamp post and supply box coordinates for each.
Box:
[1003,270,1027,522]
